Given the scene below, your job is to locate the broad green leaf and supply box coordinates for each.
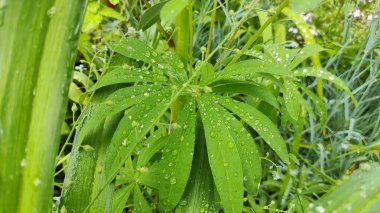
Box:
[136,130,167,168]
[69,82,83,102]
[157,99,196,211]
[99,7,124,20]
[211,79,279,109]
[82,8,102,33]
[105,89,172,179]
[62,113,122,212]
[110,37,186,81]
[96,66,167,89]
[199,62,214,85]
[212,95,289,164]
[310,163,380,213]
[290,0,322,13]
[282,79,301,120]
[112,184,134,213]
[212,60,292,83]
[202,98,262,195]
[176,121,218,212]
[198,98,244,213]
[139,1,169,30]
[133,186,152,213]
[77,85,162,143]
[160,0,187,25]
[289,44,325,69]
[294,67,357,104]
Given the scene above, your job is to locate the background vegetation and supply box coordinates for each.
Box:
[1,0,379,212]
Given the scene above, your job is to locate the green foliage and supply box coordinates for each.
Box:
[310,163,380,213]
[60,31,353,211]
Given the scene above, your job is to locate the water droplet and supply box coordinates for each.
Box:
[227,142,234,148]
[21,159,26,167]
[170,177,177,184]
[34,178,41,186]
[172,150,178,155]
[47,6,56,16]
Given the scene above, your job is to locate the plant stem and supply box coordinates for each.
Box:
[205,0,218,58]
[227,0,289,66]
[214,0,259,68]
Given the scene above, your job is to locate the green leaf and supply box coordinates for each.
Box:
[211,79,279,109]
[212,95,289,164]
[176,121,218,212]
[136,129,167,168]
[82,7,102,33]
[133,186,152,213]
[112,184,134,213]
[294,67,357,104]
[77,85,162,143]
[62,113,122,212]
[95,66,167,89]
[199,62,214,85]
[160,0,188,25]
[310,163,380,213]
[282,79,301,120]
[99,7,124,20]
[139,1,169,30]
[110,37,186,81]
[198,98,244,213]
[290,0,322,13]
[289,44,325,69]
[202,98,262,195]
[212,60,292,83]
[105,89,172,179]
[157,99,197,211]
[109,0,120,5]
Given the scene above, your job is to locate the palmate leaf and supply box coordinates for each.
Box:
[198,98,244,213]
[211,79,279,109]
[96,66,167,89]
[105,88,172,179]
[77,84,163,143]
[112,184,134,213]
[110,37,187,81]
[133,186,152,213]
[209,94,290,164]
[294,67,357,104]
[211,60,292,83]
[200,97,262,195]
[288,44,325,69]
[176,120,218,212]
[157,99,196,211]
[136,128,167,168]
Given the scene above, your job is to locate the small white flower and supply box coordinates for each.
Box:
[352,9,362,18]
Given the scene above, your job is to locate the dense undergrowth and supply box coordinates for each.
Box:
[1,0,379,212]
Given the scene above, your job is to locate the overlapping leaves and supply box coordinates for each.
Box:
[67,38,355,212]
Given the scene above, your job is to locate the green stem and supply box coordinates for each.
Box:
[227,0,289,66]
[214,0,258,68]
[205,0,218,58]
